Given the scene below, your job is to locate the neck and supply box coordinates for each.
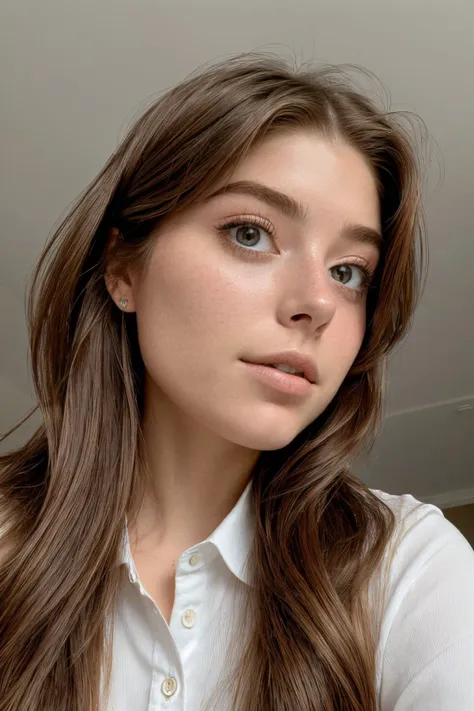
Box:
[129,385,260,555]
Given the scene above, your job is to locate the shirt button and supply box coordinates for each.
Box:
[161,676,178,698]
[181,608,196,628]
[189,554,200,566]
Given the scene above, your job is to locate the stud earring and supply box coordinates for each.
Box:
[118,297,128,310]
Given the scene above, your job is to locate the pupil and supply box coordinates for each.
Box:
[336,265,351,283]
[237,225,259,245]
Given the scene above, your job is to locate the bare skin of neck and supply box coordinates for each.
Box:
[127,387,259,623]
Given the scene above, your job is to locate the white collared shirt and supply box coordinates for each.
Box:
[104,482,474,710]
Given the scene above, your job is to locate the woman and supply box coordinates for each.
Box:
[0,52,473,711]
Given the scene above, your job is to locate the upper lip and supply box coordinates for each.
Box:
[241,351,318,384]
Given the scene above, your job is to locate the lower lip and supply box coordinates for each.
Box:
[241,361,312,396]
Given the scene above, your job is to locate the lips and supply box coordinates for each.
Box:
[241,351,318,385]
[241,360,312,396]
[266,365,305,378]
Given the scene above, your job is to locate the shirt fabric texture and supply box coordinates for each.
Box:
[104,482,474,710]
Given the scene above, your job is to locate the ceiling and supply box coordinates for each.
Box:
[1,0,473,504]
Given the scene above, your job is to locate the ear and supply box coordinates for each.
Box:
[104,227,136,313]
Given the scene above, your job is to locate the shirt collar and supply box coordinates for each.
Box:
[207,478,254,585]
[118,478,254,586]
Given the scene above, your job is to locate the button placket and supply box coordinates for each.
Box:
[181,608,196,628]
[170,547,211,662]
[161,675,178,698]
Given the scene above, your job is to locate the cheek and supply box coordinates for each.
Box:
[327,307,366,376]
[132,237,252,370]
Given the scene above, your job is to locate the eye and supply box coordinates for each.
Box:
[215,216,276,258]
[224,222,272,248]
[330,263,371,291]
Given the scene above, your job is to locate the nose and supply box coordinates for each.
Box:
[281,267,336,336]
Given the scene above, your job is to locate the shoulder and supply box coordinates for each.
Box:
[369,486,474,605]
[369,487,474,576]
[370,486,443,526]
[369,488,474,709]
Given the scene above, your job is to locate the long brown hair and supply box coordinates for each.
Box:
[0,52,427,710]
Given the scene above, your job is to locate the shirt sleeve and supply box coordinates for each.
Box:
[377,499,474,710]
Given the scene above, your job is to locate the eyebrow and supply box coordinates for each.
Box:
[205,179,383,250]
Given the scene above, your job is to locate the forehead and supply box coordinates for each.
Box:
[210,130,381,232]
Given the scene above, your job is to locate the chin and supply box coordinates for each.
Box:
[227,418,309,452]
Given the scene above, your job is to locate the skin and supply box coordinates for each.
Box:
[105,130,381,616]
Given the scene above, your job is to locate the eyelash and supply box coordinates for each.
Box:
[215,215,376,299]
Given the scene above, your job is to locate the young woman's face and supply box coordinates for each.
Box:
[117,130,381,451]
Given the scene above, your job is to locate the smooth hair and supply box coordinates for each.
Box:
[0,52,427,710]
